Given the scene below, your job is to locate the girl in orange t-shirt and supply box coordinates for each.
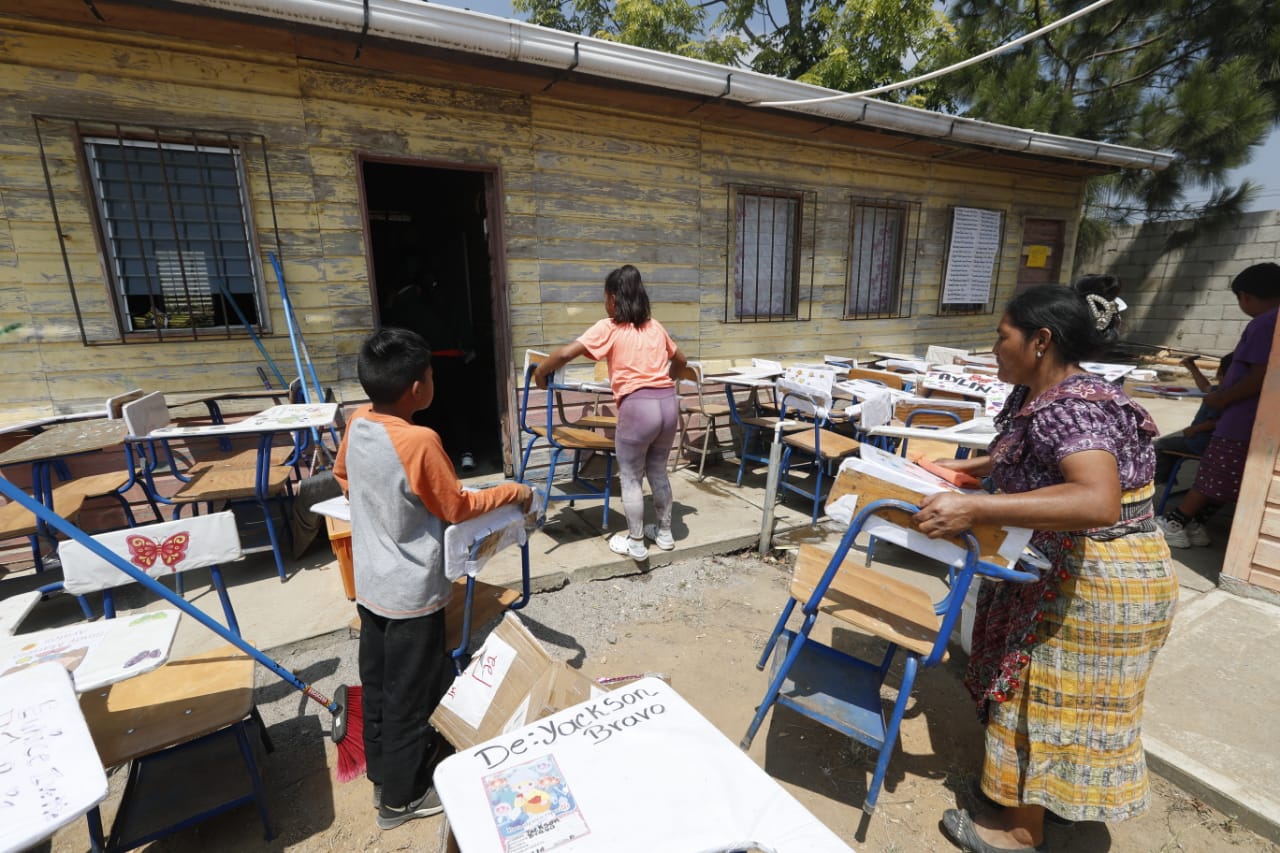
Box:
[534,265,688,560]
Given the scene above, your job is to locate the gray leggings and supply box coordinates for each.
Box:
[615,386,678,538]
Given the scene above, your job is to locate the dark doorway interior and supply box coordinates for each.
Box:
[362,161,503,477]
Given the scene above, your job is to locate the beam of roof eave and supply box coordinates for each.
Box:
[170,0,1176,171]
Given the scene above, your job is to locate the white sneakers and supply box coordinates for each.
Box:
[608,532,648,560]
[643,524,675,551]
[1156,515,1211,549]
[609,526,676,560]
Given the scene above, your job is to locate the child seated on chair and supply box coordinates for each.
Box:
[334,327,532,830]
[1152,353,1230,485]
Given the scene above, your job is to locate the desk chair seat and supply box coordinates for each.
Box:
[673,363,737,479]
[517,352,616,525]
[123,392,298,581]
[60,512,273,852]
[773,374,860,524]
[742,499,1036,819]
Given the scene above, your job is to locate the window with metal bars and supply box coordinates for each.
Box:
[844,198,919,319]
[725,186,814,321]
[82,137,263,335]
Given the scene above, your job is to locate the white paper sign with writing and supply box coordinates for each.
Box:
[942,206,1003,305]
[0,662,108,853]
[440,633,520,729]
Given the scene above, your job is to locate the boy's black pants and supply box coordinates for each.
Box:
[358,604,450,809]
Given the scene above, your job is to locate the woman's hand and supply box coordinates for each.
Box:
[913,491,983,539]
[532,365,549,389]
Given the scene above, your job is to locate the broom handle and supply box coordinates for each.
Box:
[269,252,340,455]
[0,478,342,715]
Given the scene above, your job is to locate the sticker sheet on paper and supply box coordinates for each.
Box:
[483,754,589,852]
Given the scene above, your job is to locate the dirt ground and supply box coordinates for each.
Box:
[46,549,1278,853]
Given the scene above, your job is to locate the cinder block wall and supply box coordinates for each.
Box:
[1081,210,1280,358]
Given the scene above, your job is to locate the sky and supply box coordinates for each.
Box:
[434,0,1280,214]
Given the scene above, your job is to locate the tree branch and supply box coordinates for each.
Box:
[1077,48,1202,97]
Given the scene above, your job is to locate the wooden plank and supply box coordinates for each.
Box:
[1260,507,1280,539]
[826,467,1009,561]
[1252,537,1280,574]
[790,545,942,658]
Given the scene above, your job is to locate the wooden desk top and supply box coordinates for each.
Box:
[150,403,337,438]
[166,389,291,408]
[0,420,127,467]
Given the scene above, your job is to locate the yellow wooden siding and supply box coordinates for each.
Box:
[2,12,1086,440]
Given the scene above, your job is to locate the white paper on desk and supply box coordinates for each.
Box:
[444,504,529,582]
[440,633,520,729]
[925,345,969,366]
[859,390,893,428]
[0,662,108,853]
[435,679,852,853]
[311,495,351,522]
[0,621,112,681]
[72,609,180,692]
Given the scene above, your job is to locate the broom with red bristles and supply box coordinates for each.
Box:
[0,479,367,782]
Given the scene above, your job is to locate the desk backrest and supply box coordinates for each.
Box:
[105,389,145,420]
[845,366,907,390]
[121,391,169,438]
[59,511,242,595]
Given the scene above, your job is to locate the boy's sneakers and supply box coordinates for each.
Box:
[1156,515,1210,548]
[377,788,443,830]
[608,532,648,561]
[642,524,675,551]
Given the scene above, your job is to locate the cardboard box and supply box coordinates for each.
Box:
[430,612,605,751]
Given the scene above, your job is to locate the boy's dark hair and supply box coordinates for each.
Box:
[357,327,432,405]
[605,264,651,327]
[1230,263,1280,299]
[1004,284,1105,364]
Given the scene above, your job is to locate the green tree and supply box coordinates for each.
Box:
[930,0,1280,244]
[511,0,950,104]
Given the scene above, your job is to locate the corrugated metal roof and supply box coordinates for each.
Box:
[173,0,1174,171]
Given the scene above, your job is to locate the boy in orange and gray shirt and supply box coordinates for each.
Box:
[335,327,531,830]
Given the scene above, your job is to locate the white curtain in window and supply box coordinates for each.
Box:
[735,194,796,317]
[848,205,903,315]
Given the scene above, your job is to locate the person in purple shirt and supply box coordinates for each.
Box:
[1156,263,1280,548]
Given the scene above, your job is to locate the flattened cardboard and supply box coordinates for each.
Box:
[431,613,605,751]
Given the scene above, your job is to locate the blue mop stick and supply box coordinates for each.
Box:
[268,252,340,452]
[0,477,352,741]
[217,280,287,389]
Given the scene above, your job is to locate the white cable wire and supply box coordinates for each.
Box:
[754,0,1119,107]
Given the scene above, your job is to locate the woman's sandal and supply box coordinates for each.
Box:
[941,808,1046,853]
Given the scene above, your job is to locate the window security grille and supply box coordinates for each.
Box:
[845,198,920,320]
[34,116,279,345]
[84,138,260,333]
[725,186,814,322]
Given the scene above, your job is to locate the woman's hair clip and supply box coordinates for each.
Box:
[1085,293,1117,331]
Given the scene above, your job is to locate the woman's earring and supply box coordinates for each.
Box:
[1036,350,1044,359]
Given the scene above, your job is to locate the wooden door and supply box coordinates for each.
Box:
[1016,218,1065,293]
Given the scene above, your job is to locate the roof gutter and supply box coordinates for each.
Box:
[171,0,1175,172]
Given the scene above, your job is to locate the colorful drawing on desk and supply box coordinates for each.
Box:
[127,531,189,570]
[484,754,590,851]
[0,622,110,678]
[123,647,163,669]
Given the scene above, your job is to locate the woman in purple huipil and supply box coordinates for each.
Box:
[912,285,1178,853]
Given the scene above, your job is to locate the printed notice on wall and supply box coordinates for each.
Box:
[942,207,1004,305]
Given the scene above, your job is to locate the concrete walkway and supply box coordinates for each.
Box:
[12,389,1278,843]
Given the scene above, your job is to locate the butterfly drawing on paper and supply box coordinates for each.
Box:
[126,531,191,571]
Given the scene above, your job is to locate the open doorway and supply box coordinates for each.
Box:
[361,160,506,477]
